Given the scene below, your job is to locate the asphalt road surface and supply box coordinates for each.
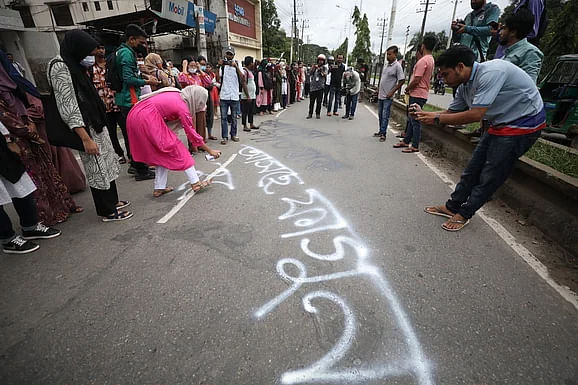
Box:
[1,99,577,385]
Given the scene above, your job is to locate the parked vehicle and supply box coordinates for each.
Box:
[433,78,445,95]
[539,54,578,148]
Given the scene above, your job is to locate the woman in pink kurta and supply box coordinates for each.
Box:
[126,89,221,197]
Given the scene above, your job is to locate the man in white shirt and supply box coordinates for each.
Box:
[322,56,334,106]
[219,46,248,145]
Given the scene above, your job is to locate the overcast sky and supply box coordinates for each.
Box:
[274,0,512,54]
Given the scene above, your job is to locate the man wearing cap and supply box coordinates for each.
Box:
[219,46,248,145]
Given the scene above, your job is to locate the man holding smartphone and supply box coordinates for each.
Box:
[415,45,544,232]
[219,46,248,145]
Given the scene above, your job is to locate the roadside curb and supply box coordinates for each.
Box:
[387,99,578,257]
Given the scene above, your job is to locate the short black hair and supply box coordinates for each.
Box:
[244,56,254,66]
[337,54,344,59]
[422,35,437,51]
[197,55,207,62]
[436,45,476,68]
[125,24,148,39]
[504,8,535,40]
[386,45,399,54]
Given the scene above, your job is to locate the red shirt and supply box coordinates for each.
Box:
[409,54,435,99]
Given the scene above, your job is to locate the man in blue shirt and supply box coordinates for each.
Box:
[499,8,544,82]
[414,46,545,231]
[452,0,501,61]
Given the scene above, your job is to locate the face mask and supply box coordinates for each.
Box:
[80,55,95,67]
[137,60,144,66]
[189,68,196,74]
[200,65,207,71]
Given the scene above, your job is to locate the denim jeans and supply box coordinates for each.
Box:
[403,96,427,148]
[345,93,359,117]
[378,98,393,136]
[446,130,541,219]
[220,99,238,139]
[327,86,340,113]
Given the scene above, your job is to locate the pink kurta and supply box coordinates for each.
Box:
[126,92,205,171]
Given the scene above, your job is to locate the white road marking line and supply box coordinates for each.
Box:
[365,104,578,311]
[157,154,237,224]
[276,108,288,118]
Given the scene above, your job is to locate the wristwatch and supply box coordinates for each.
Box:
[434,113,441,126]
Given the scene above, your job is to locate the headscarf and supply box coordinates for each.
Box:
[0,62,27,119]
[0,49,40,98]
[180,85,207,127]
[143,53,162,75]
[59,30,107,134]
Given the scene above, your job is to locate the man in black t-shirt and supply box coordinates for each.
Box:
[327,54,346,116]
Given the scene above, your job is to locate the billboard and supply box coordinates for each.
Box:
[204,9,217,33]
[227,0,256,39]
[160,0,196,28]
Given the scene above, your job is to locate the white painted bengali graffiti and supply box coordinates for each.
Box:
[238,146,434,385]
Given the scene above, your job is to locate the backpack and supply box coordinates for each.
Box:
[106,49,122,92]
[263,71,273,90]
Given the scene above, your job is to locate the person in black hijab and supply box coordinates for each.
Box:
[48,30,133,222]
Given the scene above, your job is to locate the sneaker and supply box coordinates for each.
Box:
[348,116,354,120]
[243,127,251,132]
[231,136,240,142]
[22,223,62,240]
[102,210,134,222]
[373,132,382,137]
[379,135,387,142]
[341,115,349,119]
[221,139,228,145]
[127,166,136,175]
[3,236,39,254]
[316,114,320,119]
[250,125,260,130]
[135,171,155,181]
[306,115,313,119]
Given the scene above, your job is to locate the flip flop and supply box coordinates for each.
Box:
[71,206,84,214]
[424,206,455,219]
[441,218,470,232]
[153,187,174,198]
[402,147,420,153]
[393,142,409,148]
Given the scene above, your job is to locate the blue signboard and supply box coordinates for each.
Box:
[185,1,196,28]
[204,10,217,33]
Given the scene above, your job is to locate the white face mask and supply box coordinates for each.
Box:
[80,55,95,67]
[137,60,145,66]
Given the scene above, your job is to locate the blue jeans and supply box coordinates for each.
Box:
[345,93,359,117]
[220,100,239,139]
[446,130,541,219]
[403,96,427,148]
[378,98,393,136]
[327,86,340,113]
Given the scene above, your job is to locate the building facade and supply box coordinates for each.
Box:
[0,0,262,91]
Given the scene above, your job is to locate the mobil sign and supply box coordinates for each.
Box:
[161,0,196,28]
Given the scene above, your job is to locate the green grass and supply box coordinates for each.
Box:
[423,104,443,112]
[525,140,578,178]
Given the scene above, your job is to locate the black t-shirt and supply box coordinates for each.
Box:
[330,63,345,88]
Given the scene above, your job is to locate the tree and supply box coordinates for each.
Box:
[350,6,372,64]
[261,0,291,58]
[301,44,332,64]
[332,38,348,58]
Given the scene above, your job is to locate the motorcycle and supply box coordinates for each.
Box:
[434,78,446,95]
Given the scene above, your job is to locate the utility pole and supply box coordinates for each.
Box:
[417,0,435,41]
[293,0,299,63]
[299,19,308,61]
[403,25,411,57]
[447,0,460,49]
[290,16,294,64]
[374,16,387,86]
[386,0,397,45]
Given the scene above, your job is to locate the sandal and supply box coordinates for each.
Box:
[191,179,212,193]
[71,206,84,214]
[102,210,134,222]
[118,156,127,164]
[424,206,455,219]
[402,147,419,153]
[116,200,131,210]
[441,217,470,232]
[209,136,218,140]
[153,187,174,198]
[393,142,409,148]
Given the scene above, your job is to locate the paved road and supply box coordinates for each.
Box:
[426,90,454,109]
[1,100,577,385]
